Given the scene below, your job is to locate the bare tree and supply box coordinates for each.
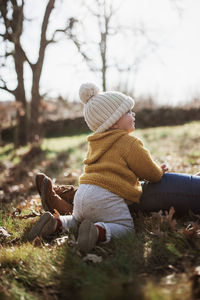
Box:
[93,0,118,91]
[65,0,120,91]
[0,0,75,145]
[65,0,161,94]
[169,0,184,18]
[0,0,29,145]
[0,103,9,145]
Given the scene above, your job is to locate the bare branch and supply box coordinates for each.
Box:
[113,64,132,72]
[36,0,56,67]
[45,18,78,45]
[0,51,13,58]
[53,17,99,72]
[108,0,122,16]
[84,3,100,18]
[0,77,16,96]
[69,34,99,72]
[45,38,56,46]
[169,0,184,18]
[0,3,12,41]
[17,45,33,68]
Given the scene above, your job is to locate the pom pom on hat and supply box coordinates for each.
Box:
[79,83,99,104]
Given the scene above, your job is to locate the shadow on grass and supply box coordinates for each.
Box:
[43,149,72,177]
[10,146,75,185]
[57,210,200,300]
[2,210,200,300]
[59,232,146,300]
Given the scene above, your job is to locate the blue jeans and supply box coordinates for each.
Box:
[130,173,200,214]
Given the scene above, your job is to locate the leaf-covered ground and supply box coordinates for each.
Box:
[0,121,200,300]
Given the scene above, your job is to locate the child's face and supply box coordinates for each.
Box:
[113,110,135,133]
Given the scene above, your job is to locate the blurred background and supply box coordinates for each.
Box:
[0,0,200,146]
[1,3,200,299]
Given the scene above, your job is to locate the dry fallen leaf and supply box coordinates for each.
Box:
[6,237,20,246]
[33,237,43,247]
[194,266,200,275]
[182,223,200,239]
[150,207,177,236]
[12,208,22,217]
[55,236,68,246]
[189,210,200,221]
[191,266,200,299]
[0,227,11,242]
[83,254,102,263]
[165,207,177,231]
[12,209,40,219]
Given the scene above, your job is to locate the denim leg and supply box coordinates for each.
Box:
[131,173,200,213]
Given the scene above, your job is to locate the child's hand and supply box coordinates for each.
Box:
[161,163,169,173]
[53,209,60,218]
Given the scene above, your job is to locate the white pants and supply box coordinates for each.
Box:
[60,184,134,242]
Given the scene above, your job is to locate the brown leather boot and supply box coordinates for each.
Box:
[35,173,77,205]
[54,185,78,205]
[41,176,73,215]
[28,212,58,241]
[35,173,46,196]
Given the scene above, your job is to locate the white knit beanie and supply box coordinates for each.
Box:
[79,83,135,133]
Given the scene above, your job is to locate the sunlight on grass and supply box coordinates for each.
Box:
[1,215,34,240]
[42,134,88,156]
[0,143,14,161]
[134,121,200,174]
[1,121,200,299]
[41,134,88,172]
[0,143,29,164]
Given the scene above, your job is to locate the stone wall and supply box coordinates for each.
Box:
[2,107,200,142]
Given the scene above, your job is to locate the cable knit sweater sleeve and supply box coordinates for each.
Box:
[126,137,163,182]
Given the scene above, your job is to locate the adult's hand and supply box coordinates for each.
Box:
[161,163,169,173]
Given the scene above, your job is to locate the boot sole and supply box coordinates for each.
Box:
[41,177,52,212]
[40,215,57,238]
[35,173,46,196]
[28,212,52,241]
[77,220,98,253]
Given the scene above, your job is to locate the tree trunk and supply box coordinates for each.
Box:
[15,109,28,146]
[102,65,106,91]
[0,0,60,145]
[101,38,107,91]
[100,11,108,92]
[14,51,28,146]
[30,69,41,142]
[29,0,55,142]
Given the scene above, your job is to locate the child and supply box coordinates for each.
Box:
[28,83,200,252]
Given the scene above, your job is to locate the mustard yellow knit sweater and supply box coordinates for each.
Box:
[79,129,163,203]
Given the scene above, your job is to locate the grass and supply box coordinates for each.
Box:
[0,121,200,299]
